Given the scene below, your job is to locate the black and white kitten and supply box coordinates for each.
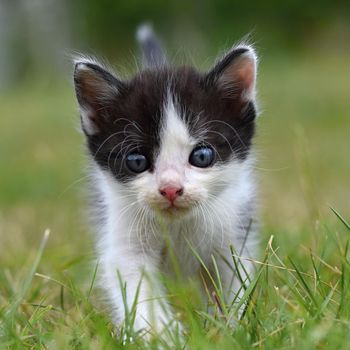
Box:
[73,25,258,334]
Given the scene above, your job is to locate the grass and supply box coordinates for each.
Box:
[0,51,350,349]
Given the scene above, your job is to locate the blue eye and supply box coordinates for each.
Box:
[126,153,149,173]
[189,146,215,168]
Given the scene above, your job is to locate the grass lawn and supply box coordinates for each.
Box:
[0,51,349,349]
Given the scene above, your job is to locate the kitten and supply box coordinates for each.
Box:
[73,24,259,335]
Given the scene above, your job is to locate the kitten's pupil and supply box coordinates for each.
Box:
[189,146,215,168]
[126,153,149,173]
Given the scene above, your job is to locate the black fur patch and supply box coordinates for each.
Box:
[75,60,256,182]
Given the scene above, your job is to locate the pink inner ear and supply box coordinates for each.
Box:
[235,59,255,91]
[222,54,256,100]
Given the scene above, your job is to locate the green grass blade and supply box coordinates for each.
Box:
[314,281,338,319]
[5,229,50,319]
[232,263,264,319]
[87,261,99,300]
[288,257,319,310]
[183,237,222,302]
[331,207,350,231]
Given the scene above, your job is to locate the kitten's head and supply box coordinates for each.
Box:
[74,45,257,219]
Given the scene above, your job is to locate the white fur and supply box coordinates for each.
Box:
[93,93,258,335]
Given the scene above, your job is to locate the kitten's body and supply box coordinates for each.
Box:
[74,25,259,335]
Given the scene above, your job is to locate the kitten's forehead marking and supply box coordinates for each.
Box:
[155,94,193,181]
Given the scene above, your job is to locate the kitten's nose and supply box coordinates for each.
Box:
[159,186,183,203]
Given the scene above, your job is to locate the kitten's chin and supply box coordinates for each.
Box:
[151,203,192,220]
[161,206,190,219]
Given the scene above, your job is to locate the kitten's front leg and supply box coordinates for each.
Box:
[100,245,172,336]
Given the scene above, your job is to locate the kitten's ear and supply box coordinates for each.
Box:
[206,45,257,102]
[73,59,124,135]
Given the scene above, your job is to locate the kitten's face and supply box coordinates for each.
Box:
[74,47,257,219]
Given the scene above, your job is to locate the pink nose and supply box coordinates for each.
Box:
[159,186,183,202]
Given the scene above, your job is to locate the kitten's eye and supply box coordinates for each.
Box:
[189,146,215,168]
[126,153,149,173]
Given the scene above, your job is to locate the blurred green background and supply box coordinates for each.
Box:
[0,0,349,285]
